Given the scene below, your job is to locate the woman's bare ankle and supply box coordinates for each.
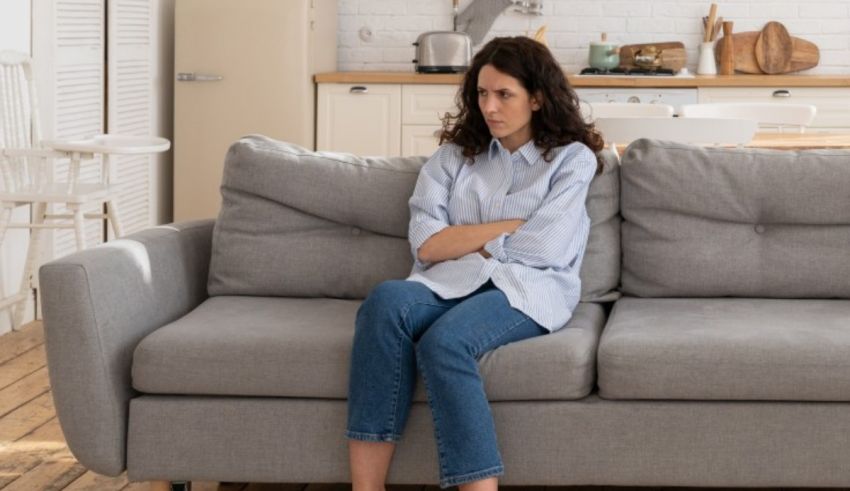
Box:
[352,484,385,491]
[459,476,498,491]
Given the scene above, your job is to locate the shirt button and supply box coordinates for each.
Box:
[351,227,361,236]
[754,224,765,234]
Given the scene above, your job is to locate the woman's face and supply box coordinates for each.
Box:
[477,63,540,152]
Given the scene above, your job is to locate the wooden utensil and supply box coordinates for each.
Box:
[619,42,686,71]
[704,3,718,42]
[719,21,734,75]
[711,16,723,42]
[755,21,793,74]
[533,24,548,46]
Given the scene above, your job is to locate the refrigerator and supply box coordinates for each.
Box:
[173,0,337,221]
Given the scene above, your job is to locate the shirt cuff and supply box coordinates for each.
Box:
[410,220,450,266]
[483,232,509,262]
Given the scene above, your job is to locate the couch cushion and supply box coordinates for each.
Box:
[620,139,850,298]
[207,135,620,302]
[132,296,606,401]
[207,135,423,299]
[598,297,850,401]
[580,149,621,302]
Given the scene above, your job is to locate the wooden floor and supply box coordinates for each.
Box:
[0,321,840,491]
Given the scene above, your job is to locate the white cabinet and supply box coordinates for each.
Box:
[316,83,401,156]
[402,125,444,157]
[316,83,459,157]
[698,87,850,132]
[401,84,459,157]
[316,82,850,157]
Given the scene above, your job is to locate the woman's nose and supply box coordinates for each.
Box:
[481,96,498,114]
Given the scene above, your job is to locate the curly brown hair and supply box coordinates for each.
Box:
[440,36,604,173]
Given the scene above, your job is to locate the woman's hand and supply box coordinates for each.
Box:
[477,219,524,258]
[503,219,525,233]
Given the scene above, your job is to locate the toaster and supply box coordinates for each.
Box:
[412,31,472,73]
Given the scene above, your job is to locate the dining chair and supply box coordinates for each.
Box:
[679,103,816,133]
[579,101,675,123]
[0,50,169,329]
[593,116,758,157]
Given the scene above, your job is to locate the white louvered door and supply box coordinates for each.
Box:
[33,0,107,259]
[106,0,156,238]
[34,0,165,253]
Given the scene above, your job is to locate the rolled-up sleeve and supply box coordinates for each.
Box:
[484,147,597,269]
[408,145,458,267]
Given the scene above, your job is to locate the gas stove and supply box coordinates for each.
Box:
[579,67,676,76]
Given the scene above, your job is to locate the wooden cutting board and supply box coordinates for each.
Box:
[755,21,793,74]
[619,42,687,71]
[715,31,761,73]
[716,27,819,74]
[786,36,820,73]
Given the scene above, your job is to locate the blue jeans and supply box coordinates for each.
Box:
[346,279,547,488]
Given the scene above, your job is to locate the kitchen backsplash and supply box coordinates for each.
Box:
[338,0,850,74]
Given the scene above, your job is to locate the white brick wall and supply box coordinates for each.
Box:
[338,0,850,74]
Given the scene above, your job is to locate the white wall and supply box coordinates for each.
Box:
[0,0,34,334]
[338,0,850,74]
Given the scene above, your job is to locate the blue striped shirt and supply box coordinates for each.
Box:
[406,138,597,332]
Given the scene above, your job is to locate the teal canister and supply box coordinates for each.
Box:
[588,32,620,70]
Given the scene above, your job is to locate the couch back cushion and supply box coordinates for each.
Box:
[207,135,620,301]
[620,139,850,298]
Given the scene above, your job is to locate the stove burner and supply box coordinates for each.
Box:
[580,67,675,76]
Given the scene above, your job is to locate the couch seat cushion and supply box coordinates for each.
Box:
[598,297,850,401]
[132,296,606,401]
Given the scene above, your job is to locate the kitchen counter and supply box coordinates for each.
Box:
[315,72,850,88]
[612,131,850,156]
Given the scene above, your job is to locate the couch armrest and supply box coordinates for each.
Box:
[38,219,214,476]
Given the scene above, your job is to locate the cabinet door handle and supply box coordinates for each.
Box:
[349,86,368,94]
[772,89,791,98]
[176,72,223,82]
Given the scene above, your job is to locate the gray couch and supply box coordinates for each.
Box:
[39,135,850,488]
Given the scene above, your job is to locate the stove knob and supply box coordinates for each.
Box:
[627,96,641,103]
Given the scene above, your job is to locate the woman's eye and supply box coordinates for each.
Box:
[499,92,511,99]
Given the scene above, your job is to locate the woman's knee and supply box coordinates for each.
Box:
[356,280,426,327]
[416,323,475,363]
[361,280,415,310]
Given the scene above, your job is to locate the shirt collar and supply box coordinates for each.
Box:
[488,137,542,166]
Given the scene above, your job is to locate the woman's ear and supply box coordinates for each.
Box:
[531,91,543,111]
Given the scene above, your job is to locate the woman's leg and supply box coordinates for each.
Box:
[349,440,395,491]
[346,279,468,490]
[415,284,547,489]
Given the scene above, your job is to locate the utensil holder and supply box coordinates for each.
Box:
[697,42,717,75]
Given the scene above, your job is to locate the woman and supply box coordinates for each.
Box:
[346,36,604,491]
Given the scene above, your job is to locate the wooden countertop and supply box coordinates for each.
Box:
[613,132,850,155]
[315,71,850,88]
[747,131,850,150]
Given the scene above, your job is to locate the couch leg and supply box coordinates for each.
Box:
[149,481,192,491]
